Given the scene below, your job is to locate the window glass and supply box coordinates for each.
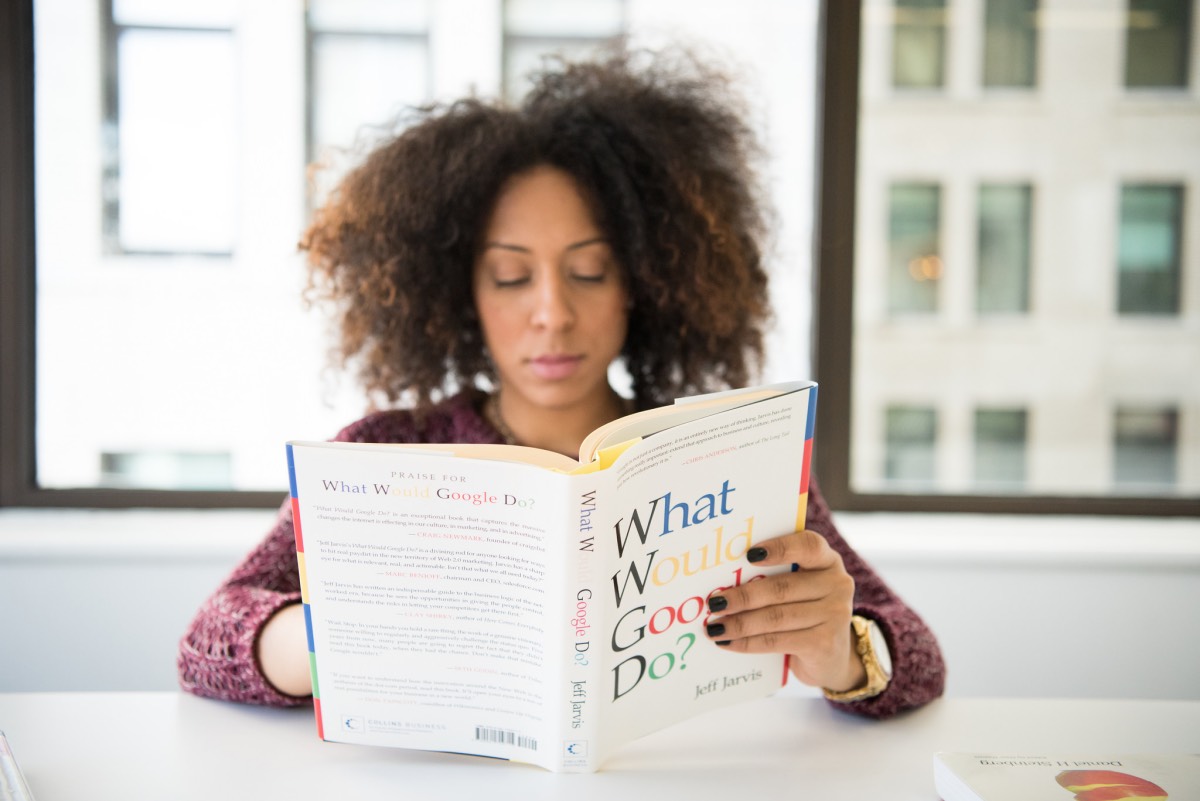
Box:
[26,0,816,501]
[846,1,1199,504]
[503,0,624,100]
[308,34,429,204]
[888,183,941,314]
[111,29,237,254]
[112,0,236,27]
[983,0,1037,88]
[977,184,1031,314]
[974,408,1027,489]
[884,406,938,489]
[1114,407,1178,490]
[1125,0,1193,88]
[1118,184,1182,315]
[892,0,946,89]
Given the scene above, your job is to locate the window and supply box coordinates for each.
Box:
[983,0,1038,88]
[884,406,937,489]
[815,3,1199,515]
[974,408,1027,489]
[103,2,237,255]
[977,184,1031,314]
[1125,0,1193,88]
[306,0,432,206]
[1114,407,1178,490]
[1118,184,1183,315]
[888,183,942,314]
[2,0,820,508]
[502,0,625,101]
[892,0,947,89]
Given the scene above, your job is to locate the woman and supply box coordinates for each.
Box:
[178,49,944,719]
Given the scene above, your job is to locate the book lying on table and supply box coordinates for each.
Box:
[286,380,817,773]
[934,752,1200,801]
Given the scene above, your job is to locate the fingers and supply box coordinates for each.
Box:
[708,530,845,616]
[704,529,854,651]
[743,528,839,572]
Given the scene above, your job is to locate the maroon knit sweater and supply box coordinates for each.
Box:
[177,391,945,718]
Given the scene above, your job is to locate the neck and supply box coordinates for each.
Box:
[491,388,627,458]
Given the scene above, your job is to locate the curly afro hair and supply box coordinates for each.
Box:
[301,46,774,412]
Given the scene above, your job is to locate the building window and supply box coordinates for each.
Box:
[503,0,625,101]
[1125,0,1193,88]
[983,0,1038,88]
[892,0,947,89]
[884,406,937,489]
[1118,184,1183,315]
[306,0,431,206]
[974,408,1027,489]
[977,183,1032,314]
[103,1,237,255]
[888,183,942,314]
[1114,407,1178,490]
[100,451,234,490]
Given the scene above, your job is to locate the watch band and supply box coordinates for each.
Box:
[822,615,891,703]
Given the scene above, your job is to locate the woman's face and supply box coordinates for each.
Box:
[473,165,629,413]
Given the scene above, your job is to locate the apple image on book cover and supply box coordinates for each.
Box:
[1056,769,1169,801]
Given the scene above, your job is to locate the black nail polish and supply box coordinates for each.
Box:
[747,547,768,563]
[715,640,731,646]
[706,623,725,637]
[707,595,728,613]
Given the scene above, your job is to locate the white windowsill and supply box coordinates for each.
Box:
[1,507,1197,567]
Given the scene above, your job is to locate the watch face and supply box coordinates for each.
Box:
[866,620,893,679]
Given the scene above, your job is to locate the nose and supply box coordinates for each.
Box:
[530,272,576,331]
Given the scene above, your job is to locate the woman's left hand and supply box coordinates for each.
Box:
[704,529,866,693]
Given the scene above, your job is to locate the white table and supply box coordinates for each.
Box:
[1,692,1197,800]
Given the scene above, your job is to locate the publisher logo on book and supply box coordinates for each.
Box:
[563,741,588,758]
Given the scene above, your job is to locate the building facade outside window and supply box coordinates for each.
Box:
[833,0,1199,510]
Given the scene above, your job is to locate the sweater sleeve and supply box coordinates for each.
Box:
[176,500,310,707]
[804,482,946,719]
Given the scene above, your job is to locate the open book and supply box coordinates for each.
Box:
[286,380,817,772]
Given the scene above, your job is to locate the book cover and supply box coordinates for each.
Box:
[287,380,816,771]
[934,752,1200,801]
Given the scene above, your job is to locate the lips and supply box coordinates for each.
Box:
[528,353,584,380]
[1056,770,1169,801]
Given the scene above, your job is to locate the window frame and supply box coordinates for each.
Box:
[812,1,1199,516]
[0,0,273,509]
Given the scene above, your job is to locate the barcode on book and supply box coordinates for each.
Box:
[474,726,538,751]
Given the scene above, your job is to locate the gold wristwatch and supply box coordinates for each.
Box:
[823,615,892,702]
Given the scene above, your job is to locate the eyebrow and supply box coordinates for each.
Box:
[482,237,609,254]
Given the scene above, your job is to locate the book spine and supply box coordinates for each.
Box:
[557,475,605,772]
[286,444,323,739]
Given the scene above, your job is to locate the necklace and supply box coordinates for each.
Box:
[484,393,636,447]
[484,393,519,446]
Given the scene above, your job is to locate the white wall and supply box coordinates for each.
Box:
[2,510,1197,699]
